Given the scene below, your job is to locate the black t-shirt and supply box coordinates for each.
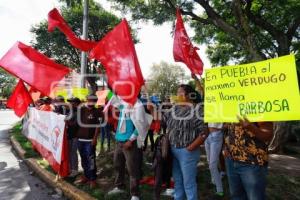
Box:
[77,106,100,139]
[66,108,78,140]
[54,105,69,115]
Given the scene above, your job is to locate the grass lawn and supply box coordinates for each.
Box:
[11,123,39,158]
[11,123,300,200]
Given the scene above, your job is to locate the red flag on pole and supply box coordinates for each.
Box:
[0,41,71,96]
[28,86,42,102]
[59,129,70,177]
[48,8,97,52]
[7,80,33,117]
[90,19,145,105]
[173,8,204,75]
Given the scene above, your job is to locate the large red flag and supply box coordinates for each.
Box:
[0,42,71,96]
[90,19,145,105]
[28,86,42,102]
[173,8,204,75]
[48,8,97,52]
[7,80,33,117]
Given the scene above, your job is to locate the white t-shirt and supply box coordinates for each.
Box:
[208,123,223,129]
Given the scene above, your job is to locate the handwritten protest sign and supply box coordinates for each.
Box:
[52,87,68,100]
[72,87,89,100]
[204,55,300,122]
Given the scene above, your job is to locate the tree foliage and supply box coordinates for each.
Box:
[0,69,16,99]
[107,0,300,66]
[147,62,185,100]
[30,1,120,70]
[107,0,300,150]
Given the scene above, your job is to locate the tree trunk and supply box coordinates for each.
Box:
[277,35,291,56]
[268,122,290,153]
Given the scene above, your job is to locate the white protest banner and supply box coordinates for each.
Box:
[22,108,69,176]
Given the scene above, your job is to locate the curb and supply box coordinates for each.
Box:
[10,136,97,200]
[10,135,26,159]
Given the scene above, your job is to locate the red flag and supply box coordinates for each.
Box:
[28,86,43,102]
[48,8,97,52]
[0,42,71,96]
[90,19,145,105]
[7,80,33,117]
[173,8,204,75]
[59,129,70,177]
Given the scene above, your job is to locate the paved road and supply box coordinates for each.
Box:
[0,110,66,200]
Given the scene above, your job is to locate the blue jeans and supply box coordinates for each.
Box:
[225,158,267,200]
[77,140,97,181]
[205,130,223,193]
[100,124,111,148]
[171,146,200,200]
[68,138,78,171]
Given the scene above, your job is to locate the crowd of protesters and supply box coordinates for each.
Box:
[30,73,273,200]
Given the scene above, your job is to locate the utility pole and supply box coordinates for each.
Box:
[80,0,89,88]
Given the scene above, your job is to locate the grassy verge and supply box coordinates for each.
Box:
[267,174,300,199]
[11,123,300,200]
[283,145,300,159]
[11,123,39,158]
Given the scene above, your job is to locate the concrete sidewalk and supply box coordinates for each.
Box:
[0,110,65,200]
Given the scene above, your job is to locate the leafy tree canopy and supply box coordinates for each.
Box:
[31,1,121,70]
[107,0,300,66]
[0,69,16,99]
[147,61,185,100]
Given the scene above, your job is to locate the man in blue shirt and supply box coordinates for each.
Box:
[108,104,141,200]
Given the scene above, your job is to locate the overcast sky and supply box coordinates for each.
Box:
[0,0,211,78]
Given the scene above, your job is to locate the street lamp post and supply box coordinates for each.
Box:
[80,0,89,88]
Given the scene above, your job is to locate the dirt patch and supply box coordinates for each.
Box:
[269,154,300,176]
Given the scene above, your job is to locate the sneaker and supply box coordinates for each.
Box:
[89,180,97,189]
[216,192,224,196]
[208,192,224,200]
[131,196,140,200]
[69,170,79,178]
[161,188,174,196]
[107,187,126,195]
[211,178,216,185]
[97,153,104,158]
[74,176,88,185]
